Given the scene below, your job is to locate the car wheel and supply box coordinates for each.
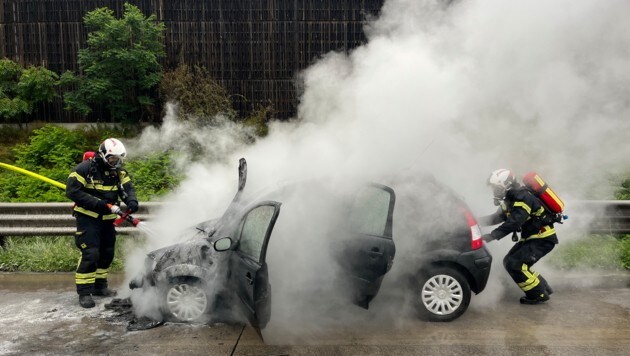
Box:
[413,267,471,322]
[163,278,209,322]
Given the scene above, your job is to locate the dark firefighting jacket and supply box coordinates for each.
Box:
[66,158,138,220]
[481,186,558,243]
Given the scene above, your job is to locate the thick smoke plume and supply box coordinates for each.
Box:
[124,0,630,342]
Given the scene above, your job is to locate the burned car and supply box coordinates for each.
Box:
[130,159,492,328]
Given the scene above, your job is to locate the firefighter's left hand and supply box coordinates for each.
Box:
[482,233,495,242]
[126,200,139,213]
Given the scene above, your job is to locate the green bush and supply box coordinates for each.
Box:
[126,152,182,200]
[0,123,180,202]
[616,177,630,200]
[160,63,236,121]
[0,125,85,202]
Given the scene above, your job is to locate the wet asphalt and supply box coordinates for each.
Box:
[0,272,629,355]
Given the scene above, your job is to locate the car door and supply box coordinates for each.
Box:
[338,183,396,309]
[230,201,281,330]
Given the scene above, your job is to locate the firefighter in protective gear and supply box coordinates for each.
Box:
[479,169,557,305]
[66,138,139,308]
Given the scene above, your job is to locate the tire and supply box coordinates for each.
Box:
[413,267,471,322]
[162,277,210,323]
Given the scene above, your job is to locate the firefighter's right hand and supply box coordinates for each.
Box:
[107,204,122,215]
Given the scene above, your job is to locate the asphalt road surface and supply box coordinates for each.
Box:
[1,272,629,355]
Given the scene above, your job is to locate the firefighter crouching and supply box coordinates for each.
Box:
[66,138,139,308]
[480,169,557,305]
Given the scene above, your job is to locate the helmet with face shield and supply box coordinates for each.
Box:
[487,169,516,201]
[98,138,126,169]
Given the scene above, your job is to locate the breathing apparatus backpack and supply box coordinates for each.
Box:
[522,171,566,224]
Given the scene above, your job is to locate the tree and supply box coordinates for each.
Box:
[0,58,58,126]
[62,3,166,123]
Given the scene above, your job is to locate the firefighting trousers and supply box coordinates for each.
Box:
[503,238,555,297]
[74,213,116,296]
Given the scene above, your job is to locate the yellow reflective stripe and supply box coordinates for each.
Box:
[95,268,108,279]
[518,264,540,291]
[69,172,87,186]
[533,206,545,217]
[513,201,531,214]
[539,227,556,238]
[84,183,118,191]
[73,206,118,220]
[120,172,131,184]
[76,272,96,285]
[526,226,556,239]
[74,206,99,218]
[546,189,565,210]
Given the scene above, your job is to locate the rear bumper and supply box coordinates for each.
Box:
[456,246,492,294]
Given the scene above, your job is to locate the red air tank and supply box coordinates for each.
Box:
[522,172,564,214]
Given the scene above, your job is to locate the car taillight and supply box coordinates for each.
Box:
[462,208,483,250]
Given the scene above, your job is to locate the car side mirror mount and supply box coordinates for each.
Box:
[214,237,233,252]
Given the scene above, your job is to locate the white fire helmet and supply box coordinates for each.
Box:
[98,138,126,169]
[487,169,516,199]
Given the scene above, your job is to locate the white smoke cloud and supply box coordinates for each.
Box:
[123,0,630,342]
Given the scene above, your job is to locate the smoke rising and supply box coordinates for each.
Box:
[123,0,630,341]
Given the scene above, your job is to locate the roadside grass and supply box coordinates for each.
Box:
[0,236,145,272]
[548,234,630,270]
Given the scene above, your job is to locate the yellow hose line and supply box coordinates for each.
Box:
[0,162,66,190]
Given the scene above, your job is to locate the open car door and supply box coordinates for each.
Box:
[338,183,396,309]
[229,201,281,333]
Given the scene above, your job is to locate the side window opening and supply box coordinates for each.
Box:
[238,205,276,262]
[347,186,393,237]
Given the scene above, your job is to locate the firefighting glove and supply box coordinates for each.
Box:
[107,203,122,215]
[482,233,495,242]
[126,200,139,213]
[96,200,111,214]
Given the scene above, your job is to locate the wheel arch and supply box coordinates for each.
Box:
[155,264,211,285]
[419,249,481,294]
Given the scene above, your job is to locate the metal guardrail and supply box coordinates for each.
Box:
[573,200,630,234]
[0,202,161,236]
[0,200,629,237]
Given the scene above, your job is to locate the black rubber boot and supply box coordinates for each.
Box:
[519,292,550,305]
[93,288,117,297]
[538,275,553,295]
[79,295,95,308]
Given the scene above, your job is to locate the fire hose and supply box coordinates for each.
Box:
[0,161,142,227]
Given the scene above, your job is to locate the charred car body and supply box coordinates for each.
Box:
[130,159,492,328]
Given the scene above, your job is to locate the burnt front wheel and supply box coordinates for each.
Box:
[414,267,471,322]
[162,277,209,323]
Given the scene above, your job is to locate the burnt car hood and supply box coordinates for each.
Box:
[149,238,221,274]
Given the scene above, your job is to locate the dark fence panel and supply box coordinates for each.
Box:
[0,0,383,121]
